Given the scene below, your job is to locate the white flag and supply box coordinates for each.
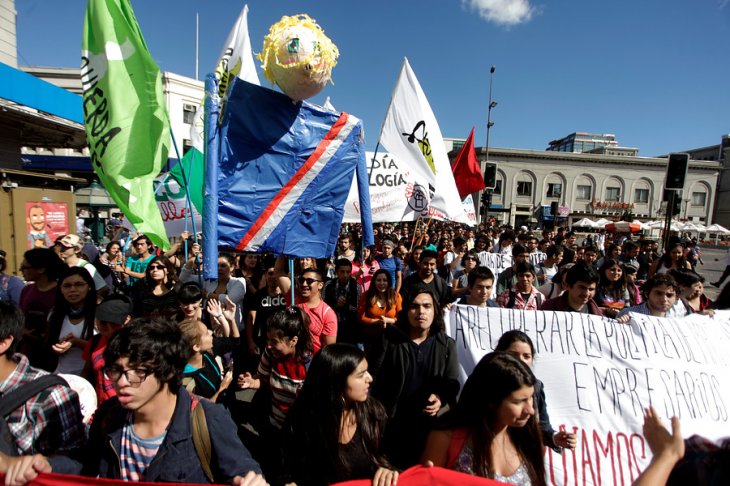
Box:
[191,4,260,146]
[379,58,469,224]
[214,4,260,100]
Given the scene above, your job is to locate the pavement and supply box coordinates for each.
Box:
[693,246,728,301]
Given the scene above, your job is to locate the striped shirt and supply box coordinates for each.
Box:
[120,411,167,482]
[1,354,85,455]
[258,348,310,429]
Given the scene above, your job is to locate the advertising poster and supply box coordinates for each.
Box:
[25,202,69,249]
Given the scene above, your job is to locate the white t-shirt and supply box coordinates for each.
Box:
[54,315,87,375]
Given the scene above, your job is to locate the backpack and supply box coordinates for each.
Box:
[0,374,68,456]
[189,394,214,483]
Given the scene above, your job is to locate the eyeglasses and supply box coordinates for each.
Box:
[103,366,152,387]
[61,282,88,290]
[297,277,321,286]
[148,264,166,270]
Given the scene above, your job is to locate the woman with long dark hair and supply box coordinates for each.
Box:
[594,259,634,318]
[46,267,97,374]
[649,242,691,278]
[357,269,402,348]
[422,352,547,486]
[495,330,576,453]
[138,255,179,320]
[281,343,397,486]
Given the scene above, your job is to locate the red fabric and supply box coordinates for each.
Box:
[450,128,485,200]
[334,465,508,486]
[0,471,228,486]
[1,465,506,486]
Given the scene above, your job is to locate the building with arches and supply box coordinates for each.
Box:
[468,147,720,228]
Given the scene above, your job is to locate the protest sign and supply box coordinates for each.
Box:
[344,152,472,224]
[446,306,730,485]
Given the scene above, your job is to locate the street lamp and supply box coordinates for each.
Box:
[482,65,497,224]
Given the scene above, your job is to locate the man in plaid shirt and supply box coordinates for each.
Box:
[0,302,85,455]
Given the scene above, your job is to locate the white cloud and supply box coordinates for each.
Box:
[463,0,536,26]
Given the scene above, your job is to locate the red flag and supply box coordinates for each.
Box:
[451,128,485,200]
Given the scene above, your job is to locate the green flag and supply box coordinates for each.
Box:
[81,0,170,250]
[170,147,204,214]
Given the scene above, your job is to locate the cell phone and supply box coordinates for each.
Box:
[225,359,234,373]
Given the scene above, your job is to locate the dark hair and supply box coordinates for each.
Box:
[669,268,704,287]
[177,282,204,305]
[658,243,688,270]
[334,258,353,271]
[47,267,97,361]
[301,267,323,281]
[144,256,177,289]
[133,234,152,247]
[545,245,563,259]
[22,248,65,281]
[420,249,438,262]
[495,330,535,357]
[514,262,536,278]
[365,269,397,310]
[266,307,314,361]
[0,253,6,273]
[105,241,122,253]
[499,231,516,244]
[396,290,445,336]
[468,266,495,288]
[454,352,545,484]
[565,261,600,286]
[511,243,528,257]
[104,318,191,394]
[561,247,576,264]
[584,245,598,255]
[597,259,628,295]
[0,301,25,354]
[218,253,237,267]
[643,274,680,297]
[284,344,389,485]
[622,241,638,253]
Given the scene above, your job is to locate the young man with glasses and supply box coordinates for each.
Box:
[276,259,337,354]
[1,318,265,485]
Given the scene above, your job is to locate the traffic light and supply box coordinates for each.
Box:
[480,190,492,207]
[665,153,689,190]
[484,163,497,190]
[672,197,681,216]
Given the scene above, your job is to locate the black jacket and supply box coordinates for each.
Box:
[367,323,460,418]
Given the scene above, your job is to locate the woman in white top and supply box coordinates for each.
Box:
[46,267,96,375]
[180,253,246,328]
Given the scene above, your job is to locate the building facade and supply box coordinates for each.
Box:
[471,147,720,229]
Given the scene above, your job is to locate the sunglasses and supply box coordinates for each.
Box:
[297,277,321,286]
[148,264,166,270]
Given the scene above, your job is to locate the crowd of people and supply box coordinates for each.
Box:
[0,219,727,485]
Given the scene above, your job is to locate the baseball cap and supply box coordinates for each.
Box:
[59,234,83,249]
[96,296,133,325]
[622,261,639,274]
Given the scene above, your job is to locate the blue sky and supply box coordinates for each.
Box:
[16,0,730,157]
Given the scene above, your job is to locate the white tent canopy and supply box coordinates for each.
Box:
[572,217,597,228]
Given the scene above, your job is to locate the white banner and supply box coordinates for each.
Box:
[124,177,203,237]
[446,306,730,486]
[344,152,477,224]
